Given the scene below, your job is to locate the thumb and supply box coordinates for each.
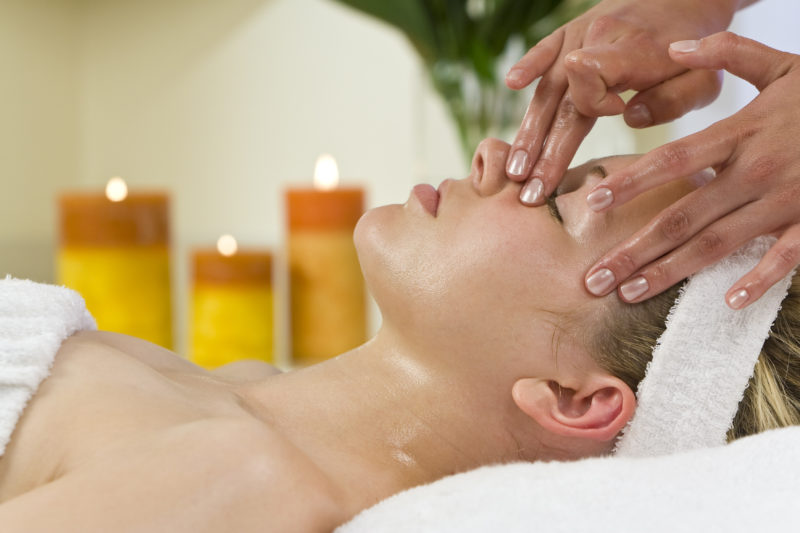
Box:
[668,31,796,91]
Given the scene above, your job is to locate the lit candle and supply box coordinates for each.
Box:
[190,235,274,369]
[286,154,366,365]
[58,178,172,347]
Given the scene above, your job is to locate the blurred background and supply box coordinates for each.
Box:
[1,0,796,360]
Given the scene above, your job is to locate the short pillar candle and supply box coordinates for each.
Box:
[191,236,274,369]
[57,178,172,348]
[286,155,366,365]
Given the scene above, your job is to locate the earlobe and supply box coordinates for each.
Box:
[512,376,636,442]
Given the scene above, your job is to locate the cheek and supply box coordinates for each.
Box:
[354,201,586,348]
[437,207,580,321]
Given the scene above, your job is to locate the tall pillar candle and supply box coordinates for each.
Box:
[286,154,366,365]
[58,178,172,347]
[191,236,274,369]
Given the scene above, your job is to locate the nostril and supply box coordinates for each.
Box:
[471,153,485,190]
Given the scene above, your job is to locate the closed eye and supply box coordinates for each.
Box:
[546,192,562,224]
[545,164,606,225]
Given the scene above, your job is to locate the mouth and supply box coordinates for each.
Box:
[411,183,440,217]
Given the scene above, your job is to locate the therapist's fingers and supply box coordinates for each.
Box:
[726,225,800,309]
[562,46,627,117]
[506,33,584,182]
[609,200,783,303]
[563,35,689,118]
[669,31,795,92]
[584,123,736,213]
[506,30,565,90]
[520,94,596,205]
[583,174,749,297]
[624,68,723,128]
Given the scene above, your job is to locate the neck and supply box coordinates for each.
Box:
[240,326,525,513]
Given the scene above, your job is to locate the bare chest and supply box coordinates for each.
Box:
[0,332,250,501]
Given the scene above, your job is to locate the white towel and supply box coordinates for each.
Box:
[0,277,96,457]
[338,426,800,532]
[617,237,794,456]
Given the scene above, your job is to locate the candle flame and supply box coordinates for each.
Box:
[313,154,339,191]
[216,234,238,257]
[105,177,128,202]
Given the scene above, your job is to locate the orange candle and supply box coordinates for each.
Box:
[191,236,274,369]
[57,178,172,347]
[286,154,366,365]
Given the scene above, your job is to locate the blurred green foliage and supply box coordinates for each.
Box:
[332,0,597,161]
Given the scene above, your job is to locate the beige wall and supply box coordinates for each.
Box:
[2,0,637,355]
[0,0,81,282]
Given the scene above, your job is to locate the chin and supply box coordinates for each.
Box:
[354,204,433,328]
[353,205,398,304]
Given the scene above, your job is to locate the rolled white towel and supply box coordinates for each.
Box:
[338,426,800,533]
[0,276,96,457]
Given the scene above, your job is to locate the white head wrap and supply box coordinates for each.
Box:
[615,237,795,457]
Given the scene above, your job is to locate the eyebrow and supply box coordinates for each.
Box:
[588,164,608,179]
[546,192,562,223]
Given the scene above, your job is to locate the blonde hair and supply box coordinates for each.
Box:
[591,275,800,442]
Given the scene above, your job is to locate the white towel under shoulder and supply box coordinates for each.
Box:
[338,426,800,533]
[0,277,96,457]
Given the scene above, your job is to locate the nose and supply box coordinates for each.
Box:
[470,138,512,197]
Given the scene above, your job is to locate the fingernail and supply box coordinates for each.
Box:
[620,276,649,302]
[688,167,716,188]
[506,68,525,85]
[587,187,614,211]
[626,103,653,128]
[727,289,750,310]
[670,40,699,53]
[508,150,529,178]
[519,178,544,205]
[586,268,616,296]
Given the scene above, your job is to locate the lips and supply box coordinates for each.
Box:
[412,184,440,216]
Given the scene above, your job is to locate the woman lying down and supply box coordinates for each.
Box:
[0,139,798,531]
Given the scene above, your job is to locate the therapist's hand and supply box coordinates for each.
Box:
[584,32,800,310]
[504,0,733,205]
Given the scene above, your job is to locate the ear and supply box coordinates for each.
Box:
[512,375,636,442]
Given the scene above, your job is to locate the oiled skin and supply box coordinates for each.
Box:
[0,331,348,533]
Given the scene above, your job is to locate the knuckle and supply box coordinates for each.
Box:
[646,263,670,285]
[658,209,691,242]
[611,251,638,276]
[535,76,557,97]
[695,230,725,257]
[743,156,779,187]
[716,31,740,53]
[772,185,798,208]
[558,94,579,116]
[585,15,618,42]
[615,174,635,194]
[774,243,800,269]
[564,50,596,75]
[658,144,692,172]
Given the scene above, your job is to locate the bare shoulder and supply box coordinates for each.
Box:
[211,359,284,381]
[65,330,199,372]
[72,330,283,381]
[0,417,348,532]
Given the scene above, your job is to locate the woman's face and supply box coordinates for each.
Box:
[354,139,693,375]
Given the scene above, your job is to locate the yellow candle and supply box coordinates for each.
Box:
[57,179,172,348]
[286,154,366,365]
[190,236,274,369]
